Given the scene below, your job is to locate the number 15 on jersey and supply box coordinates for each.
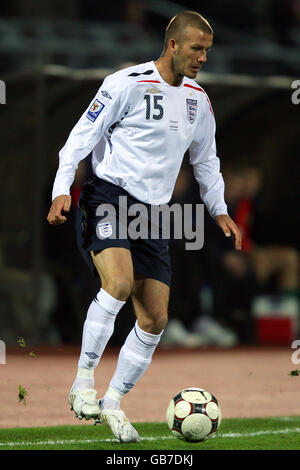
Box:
[144,95,164,120]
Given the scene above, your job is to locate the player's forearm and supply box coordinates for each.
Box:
[194,164,228,218]
[202,188,228,218]
[51,119,100,200]
[51,161,77,201]
[52,146,86,201]
[200,186,228,218]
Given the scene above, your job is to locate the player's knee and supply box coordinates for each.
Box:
[105,277,133,301]
[141,311,168,335]
[156,313,168,333]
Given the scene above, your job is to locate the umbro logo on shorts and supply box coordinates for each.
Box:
[85,352,99,359]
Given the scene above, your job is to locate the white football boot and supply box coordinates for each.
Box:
[68,388,101,422]
[98,399,140,442]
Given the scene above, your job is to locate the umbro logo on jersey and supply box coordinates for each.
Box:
[186,98,198,124]
[101,90,112,99]
[85,352,99,359]
[146,87,162,94]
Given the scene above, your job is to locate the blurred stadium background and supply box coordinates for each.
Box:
[1,0,300,349]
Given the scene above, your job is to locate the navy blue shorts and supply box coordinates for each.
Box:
[75,177,172,287]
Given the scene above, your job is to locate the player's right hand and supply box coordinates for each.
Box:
[47,195,72,225]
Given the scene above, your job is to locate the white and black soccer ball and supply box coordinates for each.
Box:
[166,387,222,442]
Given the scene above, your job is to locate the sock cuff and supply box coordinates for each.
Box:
[106,386,123,401]
[95,288,126,315]
[134,321,163,346]
[77,367,95,379]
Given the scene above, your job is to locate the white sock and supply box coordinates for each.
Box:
[72,289,125,391]
[101,321,163,408]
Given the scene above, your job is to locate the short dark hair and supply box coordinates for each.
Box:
[163,11,213,50]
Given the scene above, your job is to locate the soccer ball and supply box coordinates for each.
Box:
[166,387,222,442]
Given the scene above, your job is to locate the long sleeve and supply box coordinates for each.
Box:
[188,97,227,218]
[51,76,131,201]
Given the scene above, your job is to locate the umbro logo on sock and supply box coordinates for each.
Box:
[85,352,99,359]
[123,382,134,390]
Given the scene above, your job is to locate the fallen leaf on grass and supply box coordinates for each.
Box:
[18,385,28,405]
[17,337,26,348]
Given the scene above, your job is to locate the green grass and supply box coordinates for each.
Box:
[0,417,300,450]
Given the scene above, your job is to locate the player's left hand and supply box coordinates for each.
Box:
[214,214,242,250]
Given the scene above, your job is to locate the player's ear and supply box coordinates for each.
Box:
[169,38,177,53]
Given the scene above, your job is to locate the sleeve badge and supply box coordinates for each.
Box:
[86,99,105,122]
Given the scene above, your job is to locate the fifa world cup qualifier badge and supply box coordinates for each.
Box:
[186,99,197,124]
[87,99,105,122]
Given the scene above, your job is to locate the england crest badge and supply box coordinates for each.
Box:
[97,221,113,239]
[186,98,197,124]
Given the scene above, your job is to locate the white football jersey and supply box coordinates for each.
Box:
[52,60,227,217]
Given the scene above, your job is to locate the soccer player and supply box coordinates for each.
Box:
[47,11,242,442]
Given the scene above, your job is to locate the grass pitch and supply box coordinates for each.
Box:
[0,416,300,451]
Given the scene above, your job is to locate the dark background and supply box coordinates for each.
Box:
[0,0,299,346]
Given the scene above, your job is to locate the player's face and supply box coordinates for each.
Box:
[173,27,213,79]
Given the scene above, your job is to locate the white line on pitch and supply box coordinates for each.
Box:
[0,435,173,447]
[0,427,300,447]
[220,427,300,438]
